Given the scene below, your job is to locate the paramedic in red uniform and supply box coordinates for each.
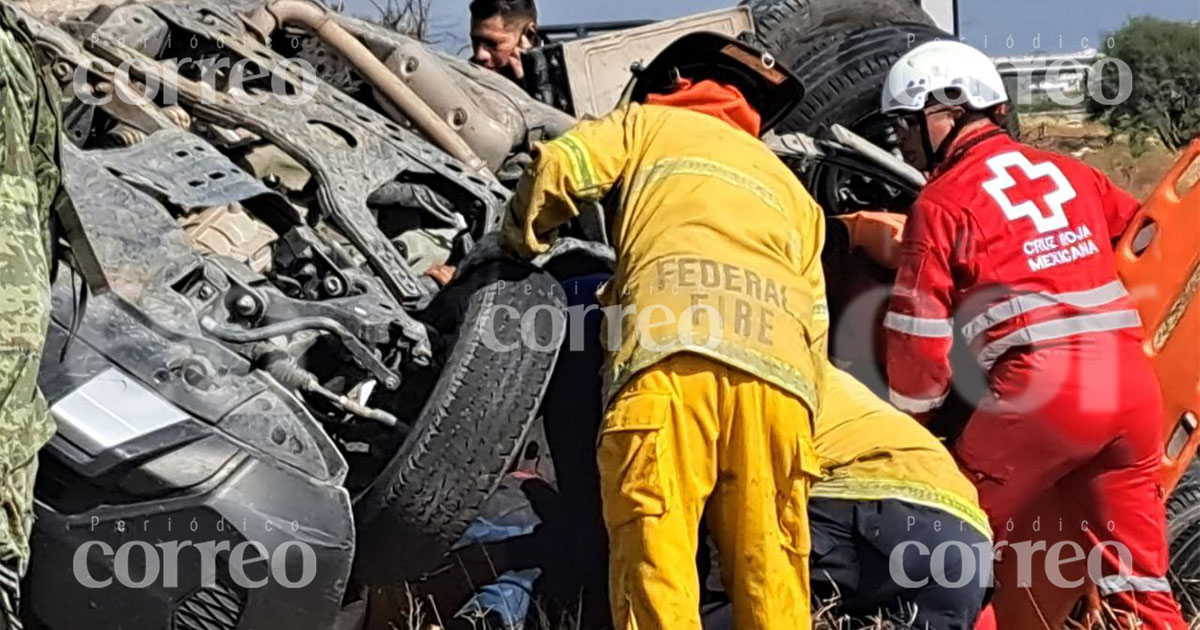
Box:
[879,40,1186,629]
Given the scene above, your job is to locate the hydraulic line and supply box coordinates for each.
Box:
[261,353,399,426]
[200,315,400,390]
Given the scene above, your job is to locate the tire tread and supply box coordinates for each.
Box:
[353,262,565,582]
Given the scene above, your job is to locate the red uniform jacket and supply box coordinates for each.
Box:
[885,126,1144,414]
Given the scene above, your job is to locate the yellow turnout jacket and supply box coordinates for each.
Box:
[503,103,830,413]
[815,365,992,538]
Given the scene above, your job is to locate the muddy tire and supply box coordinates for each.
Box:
[1168,480,1200,616]
[353,260,565,583]
[744,0,936,67]
[776,22,948,136]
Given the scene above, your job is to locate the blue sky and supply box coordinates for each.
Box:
[342,0,1200,56]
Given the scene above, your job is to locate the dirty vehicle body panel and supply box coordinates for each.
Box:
[35,129,359,629]
[524,8,755,117]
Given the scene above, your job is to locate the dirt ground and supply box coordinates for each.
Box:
[1020,113,1183,200]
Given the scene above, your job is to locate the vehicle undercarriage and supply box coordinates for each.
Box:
[9,0,1197,628]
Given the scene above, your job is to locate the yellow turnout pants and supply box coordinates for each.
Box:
[598,353,817,630]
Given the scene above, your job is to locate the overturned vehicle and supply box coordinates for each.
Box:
[12,0,1199,628]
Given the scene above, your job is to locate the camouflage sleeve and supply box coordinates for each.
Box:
[0,451,37,629]
[0,5,63,574]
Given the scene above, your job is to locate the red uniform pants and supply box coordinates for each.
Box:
[955,336,1186,630]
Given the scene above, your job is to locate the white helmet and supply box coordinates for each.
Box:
[881,40,1008,114]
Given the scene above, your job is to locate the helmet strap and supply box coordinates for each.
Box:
[925,109,989,167]
[918,112,937,169]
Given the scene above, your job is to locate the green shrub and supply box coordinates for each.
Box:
[1088,17,1200,152]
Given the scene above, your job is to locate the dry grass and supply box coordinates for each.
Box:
[377,587,912,630]
[1019,115,1178,199]
[811,606,917,630]
[379,589,1198,630]
[381,584,446,630]
[1064,602,1200,630]
[382,592,570,630]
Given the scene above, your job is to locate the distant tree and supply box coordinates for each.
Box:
[1089,17,1200,152]
[366,0,436,42]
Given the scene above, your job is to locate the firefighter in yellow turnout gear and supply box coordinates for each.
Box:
[814,367,988,535]
[503,33,825,630]
[809,364,992,629]
[697,364,992,628]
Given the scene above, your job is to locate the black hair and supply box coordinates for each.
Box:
[469,0,537,22]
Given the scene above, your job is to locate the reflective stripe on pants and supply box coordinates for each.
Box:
[1096,575,1173,597]
[955,340,1186,630]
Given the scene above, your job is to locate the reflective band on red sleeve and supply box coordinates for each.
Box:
[884,312,954,338]
[889,389,949,414]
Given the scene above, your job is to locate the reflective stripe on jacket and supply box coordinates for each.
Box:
[814,364,991,539]
[503,103,829,412]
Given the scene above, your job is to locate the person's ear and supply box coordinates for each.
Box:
[519,22,538,49]
[993,103,1010,128]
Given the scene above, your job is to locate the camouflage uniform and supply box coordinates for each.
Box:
[0,2,61,626]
